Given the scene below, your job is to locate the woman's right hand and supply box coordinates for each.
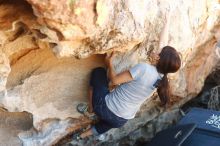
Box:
[164,9,171,21]
[149,52,160,65]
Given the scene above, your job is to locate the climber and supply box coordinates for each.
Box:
[74,10,181,140]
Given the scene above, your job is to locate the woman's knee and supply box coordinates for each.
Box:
[91,67,107,79]
[89,67,107,87]
[91,67,106,75]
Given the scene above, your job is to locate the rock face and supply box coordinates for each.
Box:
[0,109,32,146]
[0,0,220,145]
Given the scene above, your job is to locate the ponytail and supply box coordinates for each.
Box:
[155,46,181,106]
[157,74,170,106]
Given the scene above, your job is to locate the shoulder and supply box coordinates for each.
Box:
[129,63,146,80]
[136,63,155,71]
[131,62,156,71]
[137,63,160,77]
[130,63,148,73]
[134,62,149,68]
[129,63,153,80]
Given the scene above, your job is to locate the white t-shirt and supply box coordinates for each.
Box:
[105,63,162,119]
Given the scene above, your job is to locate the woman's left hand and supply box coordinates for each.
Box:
[105,51,115,67]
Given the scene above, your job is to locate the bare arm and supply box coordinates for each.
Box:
[109,65,133,85]
[105,52,133,86]
[158,11,171,52]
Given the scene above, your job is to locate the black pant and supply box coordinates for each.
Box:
[90,67,127,135]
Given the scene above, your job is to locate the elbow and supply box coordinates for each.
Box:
[111,78,118,85]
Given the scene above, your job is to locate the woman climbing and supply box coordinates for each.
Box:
[75,10,181,140]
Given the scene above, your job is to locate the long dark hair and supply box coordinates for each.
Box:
[156,46,181,106]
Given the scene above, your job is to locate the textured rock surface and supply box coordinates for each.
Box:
[0,108,32,146]
[0,0,220,145]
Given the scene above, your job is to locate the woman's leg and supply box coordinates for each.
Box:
[88,86,93,113]
[80,128,93,138]
[80,120,112,138]
[88,67,109,113]
[79,67,110,138]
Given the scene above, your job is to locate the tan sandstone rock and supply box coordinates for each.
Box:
[0,0,219,145]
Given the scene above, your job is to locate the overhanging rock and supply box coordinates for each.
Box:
[0,0,219,145]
